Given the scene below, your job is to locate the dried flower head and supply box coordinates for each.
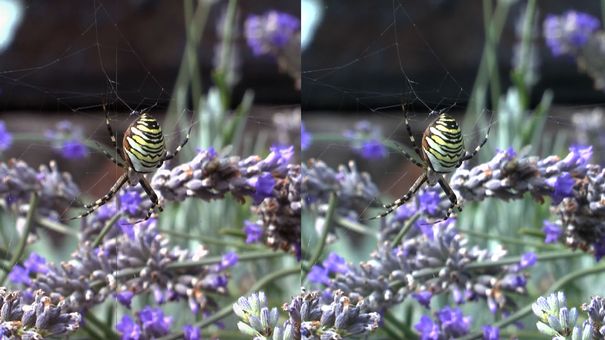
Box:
[0,288,81,339]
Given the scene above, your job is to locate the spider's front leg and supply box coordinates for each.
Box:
[163,123,194,161]
[69,173,129,220]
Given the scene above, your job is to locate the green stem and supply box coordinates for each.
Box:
[80,321,106,340]
[459,261,605,340]
[482,0,501,112]
[217,0,237,73]
[35,217,78,237]
[214,0,238,107]
[390,250,585,290]
[381,314,406,339]
[383,310,418,339]
[159,228,262,250]
[85,312,120,340]
[602,0,605,26]
[166,0,211,126]
[183,0,202,114]
[90,250,285,289]
[459,228,558,250]
[0,193,37,285]
[512,0,537,108]
[157,266,300,340]
[92,213,122,248]
[334,216,377,237]
[166,250,284,270]
[303,193,337,276]
[465,0,510,118]
[390,212,421,248]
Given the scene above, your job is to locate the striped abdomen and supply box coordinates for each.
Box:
[123,113,166,173]
[421,113,464,173]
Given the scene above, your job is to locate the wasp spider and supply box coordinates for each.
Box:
[369,109,490,220]
[69,112,191,221]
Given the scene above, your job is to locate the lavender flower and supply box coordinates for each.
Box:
[0,159,79,221]
[544,11,599,56]
[322,252,349,275]
[233,291,281,339]
[244,10,300,87]
[330,218,528,314]
[532,291,590,339]
[543,11,605,91]
[8,252,48,285]
[45,121,89,159]
[482,325,500,340]
[29,220,230,314]
[152,146,292,205]
[415,307,471,340]
[251,163,301,256]
[151,147,300,255]
[0,288,81,338]
[245,11,300,56]
[343,121,387,160]
[307,265,330,285]
[116,315,141,340]
[116,306,173,339]
[290,289,380,339]
[582,295,605,338]
[183,324,201,340]
[234,289,380,339]
[0,121,12,151]
[412,291,432,309]
[302,159,379,221]
[244,220,263,244]
[445,145,605,258]
[543,220,563,244]
[518,251,537,270]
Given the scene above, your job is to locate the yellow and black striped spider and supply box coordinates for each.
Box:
[69,111,191,221]
[369,109,490,220]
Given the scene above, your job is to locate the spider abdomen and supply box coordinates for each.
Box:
[422,113,464,173]
[123,113,167,173]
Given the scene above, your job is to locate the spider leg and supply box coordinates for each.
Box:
[96,141,125,168]
[436,176,462,220]
[394,144,424,168]
[459,124,491,163]
[100,111,125,168]
[163,121,193,161]
[136,177,163,222]
[367,172,427,220]
[69,173,129,220]
[105,110,118,149]
[403,106,424,159]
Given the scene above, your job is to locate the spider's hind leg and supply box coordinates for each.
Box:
[435,176,462,221]
[138,177,163,218]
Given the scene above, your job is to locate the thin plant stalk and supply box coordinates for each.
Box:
[0,193,37,285]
